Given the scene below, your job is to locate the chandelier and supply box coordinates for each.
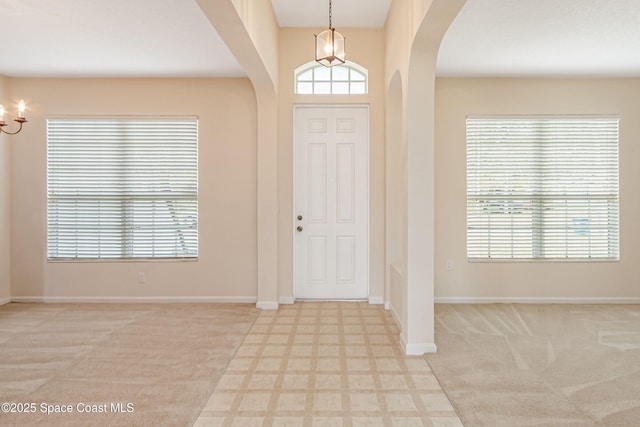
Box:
[0,100,27,135]
[315,0,345,67]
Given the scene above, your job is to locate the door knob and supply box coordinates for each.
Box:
[297,226,303,232]
[297,215,303,221]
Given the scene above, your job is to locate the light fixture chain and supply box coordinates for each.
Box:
[329,0,332,29]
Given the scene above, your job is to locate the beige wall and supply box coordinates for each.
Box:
[0,75,10,302]
[435,78,640,300]
[277,28,386,302]
[10,78,259,300]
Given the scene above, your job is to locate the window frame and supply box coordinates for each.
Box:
[294,60,368,95]
[46,116,199,262]
[466,115,620,262]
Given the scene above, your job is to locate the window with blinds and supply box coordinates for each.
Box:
[47,117,198,260]
[466,116,619,260]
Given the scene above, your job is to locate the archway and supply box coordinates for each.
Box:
[402,0,466,354]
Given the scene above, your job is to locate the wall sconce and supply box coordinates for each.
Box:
[0,100,28,135]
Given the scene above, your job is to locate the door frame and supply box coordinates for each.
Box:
[292,104,371,301]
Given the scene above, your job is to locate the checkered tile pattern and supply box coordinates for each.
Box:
[195,302,462,427]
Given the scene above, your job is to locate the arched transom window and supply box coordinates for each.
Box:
[295,61,368,95]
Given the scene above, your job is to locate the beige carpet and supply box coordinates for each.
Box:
[0,302,259,426]
[426,304,640,427]
[195,301,462,426]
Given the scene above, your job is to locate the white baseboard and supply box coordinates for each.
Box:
[278,296,295,305]
[256,301,279,310]
[0,297,11,306]
[435,297,640,304]
[399,333,437,355]
[10,296,258,304]
[368,296,384,305]
[9,297,44,303]
[384,301,390,310]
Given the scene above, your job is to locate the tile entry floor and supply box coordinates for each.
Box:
[195,302,462,426]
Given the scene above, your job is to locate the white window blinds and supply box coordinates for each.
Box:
[47,117,198,260]
[466,116,619,260]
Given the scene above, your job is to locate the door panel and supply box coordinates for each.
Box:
[294,106,369,300]
[336,143,355,223]
[308,143,327,223]
[309,236,327,283]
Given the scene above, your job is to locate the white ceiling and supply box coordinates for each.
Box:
[437,0,640,77]
[271,0,392,28]
[0,0,245,77]
[0,0,638,78]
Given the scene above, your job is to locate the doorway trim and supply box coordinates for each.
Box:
[292,104,370,301]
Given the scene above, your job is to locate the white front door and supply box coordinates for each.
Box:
[294,105,369,300]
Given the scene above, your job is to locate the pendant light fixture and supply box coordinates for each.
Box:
[315,0,345,67]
